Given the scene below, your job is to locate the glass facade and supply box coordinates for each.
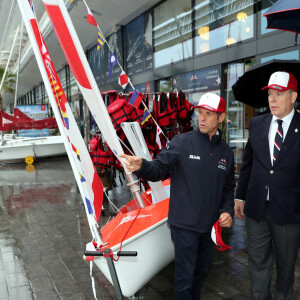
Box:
[124,10,153,75]
[153,0,193,68]
[195,0,254,55]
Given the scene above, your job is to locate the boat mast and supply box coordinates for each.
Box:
[0,25,20,141]
[12,21,24,138]
[0,26,20,94]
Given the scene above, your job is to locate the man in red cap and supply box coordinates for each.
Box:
[235,71,300,300]
[120,92,234,300]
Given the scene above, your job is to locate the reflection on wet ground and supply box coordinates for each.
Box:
[0,157,299,300]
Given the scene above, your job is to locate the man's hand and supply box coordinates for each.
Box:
[234,200,245,219]
[119,154,143,172]
[219,212,232,228]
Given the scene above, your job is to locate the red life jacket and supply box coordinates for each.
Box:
[105,143,124,170]
[129,107,144,124]
[153,93,170,127]
[89,136,110,169]
[167,92,177,120]
[177,90,188,119]
[89,136,98,151]
[107,98,133,131]
[143,127,156,158]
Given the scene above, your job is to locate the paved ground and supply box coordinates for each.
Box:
[0,157,299,300]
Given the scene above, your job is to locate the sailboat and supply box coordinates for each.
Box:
[0,20,66,164]
[0,108,66,163]
[18,0,174,297]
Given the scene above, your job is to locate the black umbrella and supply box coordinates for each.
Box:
[264,0,300,45]
[232,59,300,107]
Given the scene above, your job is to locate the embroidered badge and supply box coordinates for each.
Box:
[217,158,227,171]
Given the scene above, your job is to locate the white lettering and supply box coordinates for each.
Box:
[189,155,200,160]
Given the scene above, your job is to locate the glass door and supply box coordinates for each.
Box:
[224,58,255,177]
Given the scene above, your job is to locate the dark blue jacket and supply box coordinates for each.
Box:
[235,111,300,224]
[135,129,235,233]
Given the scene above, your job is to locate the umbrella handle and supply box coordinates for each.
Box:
[294,33,298,46]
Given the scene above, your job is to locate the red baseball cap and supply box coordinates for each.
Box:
[192,93,226,114]
[211,220,232,251]
[261,71,297,92]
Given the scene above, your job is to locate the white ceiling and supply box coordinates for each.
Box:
[0,0,161,109]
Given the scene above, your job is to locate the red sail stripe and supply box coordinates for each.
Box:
[43,4,92,90]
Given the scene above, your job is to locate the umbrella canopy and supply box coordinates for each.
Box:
[232,59,300,107]
[264,0,300,34]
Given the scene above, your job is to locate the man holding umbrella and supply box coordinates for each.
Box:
[235,71,300,300]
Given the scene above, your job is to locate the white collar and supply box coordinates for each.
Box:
[271,109,294,125]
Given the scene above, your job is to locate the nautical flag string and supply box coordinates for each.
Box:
[156,126,163,150]
[80,0,170,148]
[86,7,97,27]
[118,70,130,89]
[97,31,105,50]
[141,108,151,125]
[129,90,143,108]
[109,51,117,78]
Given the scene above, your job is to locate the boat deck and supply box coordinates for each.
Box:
[0,157,299,299]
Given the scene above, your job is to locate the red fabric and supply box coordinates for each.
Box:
[0,110,57,131]
[89,137,98,151]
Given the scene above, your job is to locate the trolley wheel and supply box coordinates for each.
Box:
[25,156,34,165]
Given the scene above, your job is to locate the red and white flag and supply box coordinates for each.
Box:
[86,7,97,27]
[211,220,232,251]
[118,71,130,89]
[156,126,163,150]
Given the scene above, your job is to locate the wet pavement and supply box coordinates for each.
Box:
[0,157,299,300]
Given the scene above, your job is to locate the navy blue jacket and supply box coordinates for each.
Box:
[235,111,300,224]
[135,129,235,233]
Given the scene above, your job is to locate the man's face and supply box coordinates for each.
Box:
[268,89,297,119]
[197,108,225,138]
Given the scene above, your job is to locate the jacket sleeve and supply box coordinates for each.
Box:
[235,119,254,201]
[135,135,180,182]
[220,149,235,216]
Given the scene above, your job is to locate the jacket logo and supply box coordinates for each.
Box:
[218,158,227,171]
[189,154,200,160]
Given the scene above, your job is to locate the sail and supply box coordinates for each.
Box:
[16,0,103,229]
[42,0,126,170]
[43,0,146,208]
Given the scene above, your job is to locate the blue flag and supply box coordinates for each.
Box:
[141,108,151,125]
[109,52,117,78]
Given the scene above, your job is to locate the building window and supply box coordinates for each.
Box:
[156,78,172,93]
[153,0,193,68]
[260,0,275,35]
[124,10,153,76]
[194,0,254,55]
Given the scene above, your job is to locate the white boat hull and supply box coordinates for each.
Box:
[0,135,66,162]
[94,218,174,297]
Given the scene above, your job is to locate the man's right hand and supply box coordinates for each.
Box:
[119,154,143,172]
[234,200,245,219]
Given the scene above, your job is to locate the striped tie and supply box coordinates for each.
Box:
[273,119,283,162]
